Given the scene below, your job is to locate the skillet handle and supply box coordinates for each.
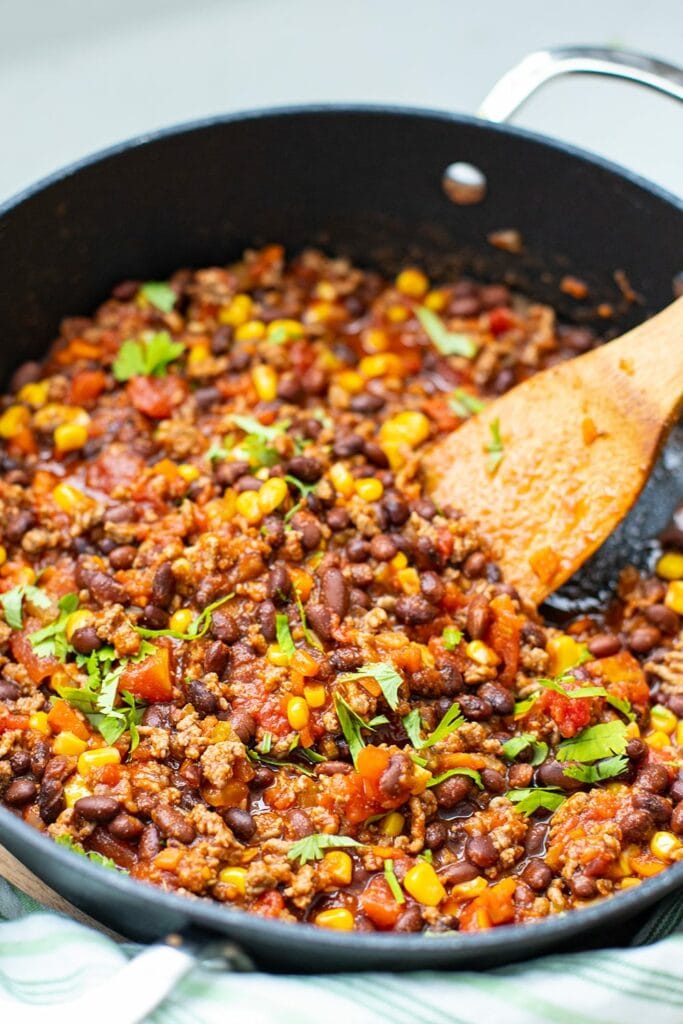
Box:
[478,45,683,123]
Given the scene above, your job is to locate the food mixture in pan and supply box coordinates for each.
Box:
[1,245,683,935]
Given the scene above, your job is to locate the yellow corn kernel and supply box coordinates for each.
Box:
[322,850,353,886]
[381,812,405,837]
[0,546,6,568]
[65,610,94,642]
[656,552,683,581]
[362,328,389,353]
[169,608,194,634]
[53,731,88,756]
[177,463,200,483]
[379,410,431,468]
[291,650,319,676]
[625,721,641,740]
[329,462,355,498]
[314,908,354,931]
[219,866,247,894]
[251,363,278,401]
[450,875,488,900]
[235,490,264,524]
[466,640,500,667]
[52,482,94,514]
[18,381,50,407]
[236,319,266,342]
[336,370,365,394]
[665,581,683,615]
[305,300,340,325]
[650,831,682,861]
[650,704,677,735]
[210,721,233,744]
[386,304,409,323]
[547,635,589,677]
[354,477,384,502]
[645,730,671,750]
[396,268,429,299]
[64,777,91,808]
[314,281,338,301]
[397,567,421,595]
[619,877,641,889]
[0,405,30,438]
[218,293,253,327]
[676,721,683,747]
[358,353,404,379]
[304,683,326,708]
[34,403,89,430]
[78,746,121,776]
[266,644,290,667]
[154,848,182,871]
[258,476,288,514]
[267,318,304,342]
[390,551,408,571]
[54,422,88,453]
[403,862,446,907]
[424,289,448,312]
[29,712,50,736]
[287,697,310,731]
[187,343,210,367]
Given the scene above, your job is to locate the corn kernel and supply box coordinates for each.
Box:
[358,353,403,379]
[397,567,421,595]
[219,866,247,894]
[657,552,683,580]
[0,546,6,568]
[64,778,91,808]
[381,812,405,837]
[386,304,409,323]
[29,712,50,736]
[665,581,683,615]
[291,649,319,676]
[235,319,266,342]
[336,370,365,394]
[314,908,354,931]
[54,422,88,453]
[52,482,93,514]
[170,609,194,634]
[287,697,310,731]
[547,635,589,677]
[355,477,384,502]
[645,730,671,750]
[403,862,446,906]
[18,381,50,407]
[258,476,288,514]
[650,704,677,735]
[53,731,88,756]
[424,289,448,312]
[322,850,353,886]
[64,609,94,642]
[466,640,500,667]
[305,300,340,325]
[396,268,429,299]
[218,294,253,327]
[625,721,641,740]
[379,411,431,468]
[329,462,355,498]
[619,877,641,889]
[34,403,89,430]
[650,831,682,861]
[175,464,200,486]
[154,848,182,871]
[267,319,304,342]
[235,490,264,524]
[78,746,121,776]
[252,363,278,401]
[450,876,488,901]
[0,405,30,439]
[266,644,290,667]
[187,343,210,366]
[303,683,326,708]
[362,328,389,353]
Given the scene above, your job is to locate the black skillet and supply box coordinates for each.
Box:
[1,46,683,977]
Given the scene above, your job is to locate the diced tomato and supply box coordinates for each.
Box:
[253,890,286,918]
[126,375,187,419]
[459,877,516,931]
[539,689,592,738]
[120,646,172,701]
[0,713,30,732]
[10,632,58,684]
[47,699,90,740]
[487,593,522,686]
[356,745,391,798]
[86,448,145,493]
[488,307,515,336]
[586,651,650,711]
[358,875,403,929]
[69,369,107,404]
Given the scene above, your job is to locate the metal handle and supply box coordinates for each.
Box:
[478,46,683,123]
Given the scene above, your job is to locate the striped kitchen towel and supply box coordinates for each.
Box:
[2,879,683,1024]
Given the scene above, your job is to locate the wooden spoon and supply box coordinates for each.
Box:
[423,296,683,606]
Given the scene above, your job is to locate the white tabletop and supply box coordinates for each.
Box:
[1,0,681,203]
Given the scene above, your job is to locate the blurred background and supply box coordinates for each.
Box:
[1,0,681,203]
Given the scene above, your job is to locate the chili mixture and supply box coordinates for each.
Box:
[1,246,683,936]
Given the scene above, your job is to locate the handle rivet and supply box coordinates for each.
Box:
[442,162,487,205]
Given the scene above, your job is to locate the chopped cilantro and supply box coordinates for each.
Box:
[485,417,504,475]
[538,674,634,721]
[426,767,483,789]
[0,584,51,630]
[287,833,361,866]
[501,733,548,766]
[55,834,126,872]
[339,662,403,711]
[514,693,539,717]
[294,591,324,653]
[29,593,79,660]
[334,694,383,766]
[138,281,176,314]
[402,708,423,748]
[247,749,315,778]
[276,614,296,659]
[384,859,405,904]
[229,415,289,469]
[299,747,327,764]
[260,731,272,754]
[416,307,478,358]
[136,593,233,641]
[562,755,629,784]
[423,703,465,748]
[507,787,565,816]
[113,331,184,381]
[556,720,628,763]
[441,626,462,651]
[448,388,486,419]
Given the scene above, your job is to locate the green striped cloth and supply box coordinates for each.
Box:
[2,880,683,1024]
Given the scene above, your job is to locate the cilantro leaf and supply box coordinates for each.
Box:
[402,708,423,748]
[416,307,478,358]
[247,749,316,777]
[139,281,177,314]
[422,702,465,749]
[562,755,629,784]
[136,593,233,641]
[384,859,405,903]
[228,415,289,469]
[54,834,126,872]
[339,662,403,711]
[485,417,504,475]
[113,332,184,381]
[538,676,606,700]
[448,388,486,419]
[441,626,462,651]
[287,833,361,866]
[507,787,566,816]
[29,593,79,659]
[58,644,148,751]
[557,720,628,763]
[501,733,548,766]
[276,614,296,659]
[606,694,635,722]
[514,693,539,717]
[334,694,375,766]
[0,584,51,630]
[427,767,483,789]
[294,592,324,653]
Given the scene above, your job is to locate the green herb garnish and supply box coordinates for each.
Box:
[287,833,361,866]
[402,708,423,748]
[441,626,462,651]
[247,749,315,778]
[562,755,629,784]
[539,674,634,721]
[275,614,296,659]
[507,787,565,816]
[29,593,79,660]
[501,733,549,766]
[427,767,483,789]
[556,720,628,763]
[294,592,324,653]
[138,281,176,314]
[423,703,465,748]
[0,584,51,630]
[339,662,403,711]
[261,731,273,754]
[229,415,289,469]
[384,859,406,904]
[55,834,125,872]
[416,307,478,358]
[334,694,386,766]
[485,417,505,475]
[135,593,233,641]
[113,331,184,381]
[514,693,539,717]
[448,388,486,419]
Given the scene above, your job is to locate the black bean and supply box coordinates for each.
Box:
[395,595,434,625]
[151,562,175,608]
[628,626,661,654]
[448,295,481,317]
[229,711,256,744]
[524,822,547,856]
[229,346,251,371]
[71,625,102,655]
[38,779,65,824]
[214,461,250,489]
[346,538,370,562]
[462,551,487,579]
[439,664,464,695]
[350,393,384,414]
[438,861,480,885]
[255,600,276,643]
[0,678,20,701]
[152,805,196,844]
[617,808,654,842]
[104,503,137,524]
[301,367,326,395]
[5,778,37,806]
[587,633,622,658]
[224,808,256,842]
[645,604,679,634]
[277,373,304,402]
[326,507,350,531]
[285,456,324,483]
[521,622,546,648]
[434,775,472,808]
[637,763,670,794]
[420,571,445,605]
[9,750,30,775]
[626,738,647,761]
[382,491,410,527]
[671,804,683,835]
[142,703,173,728]
[671,774,683,803]
[109,545,136,570]
[10,360,42,393]
[203,640,230,677]
[465,835,498,868]
[187,679,219,717]
[458,694,493,721]
[395,906,423,932]
[321,568,349,619]
[74,796,121,822]
[235,475,262,493]
[210,324,233,355]
[194,386,221,409]
[379,754,408,798]
[30,741,51,779]
[521,859,553,892]
[668,694,683,718]
[363,441,389,468]
[108,813,144,840]
[293,514,322,551]
[424,820,448,850]
[332,434,364,458]
[5,510,36,544]
[329,647,363,671]
[480,768,506,794]
[370,534,398,561]
[537,760,584,792]
[139,604,169,630]
[268,564,292,604]
[633,791,672,823]
[478,682,514,716]
[571,873,598,899]
[306,603,337,641]
[87,570,128,606]
[251,766,275,789]
[350,563,374,588]
[139,823,162,860]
